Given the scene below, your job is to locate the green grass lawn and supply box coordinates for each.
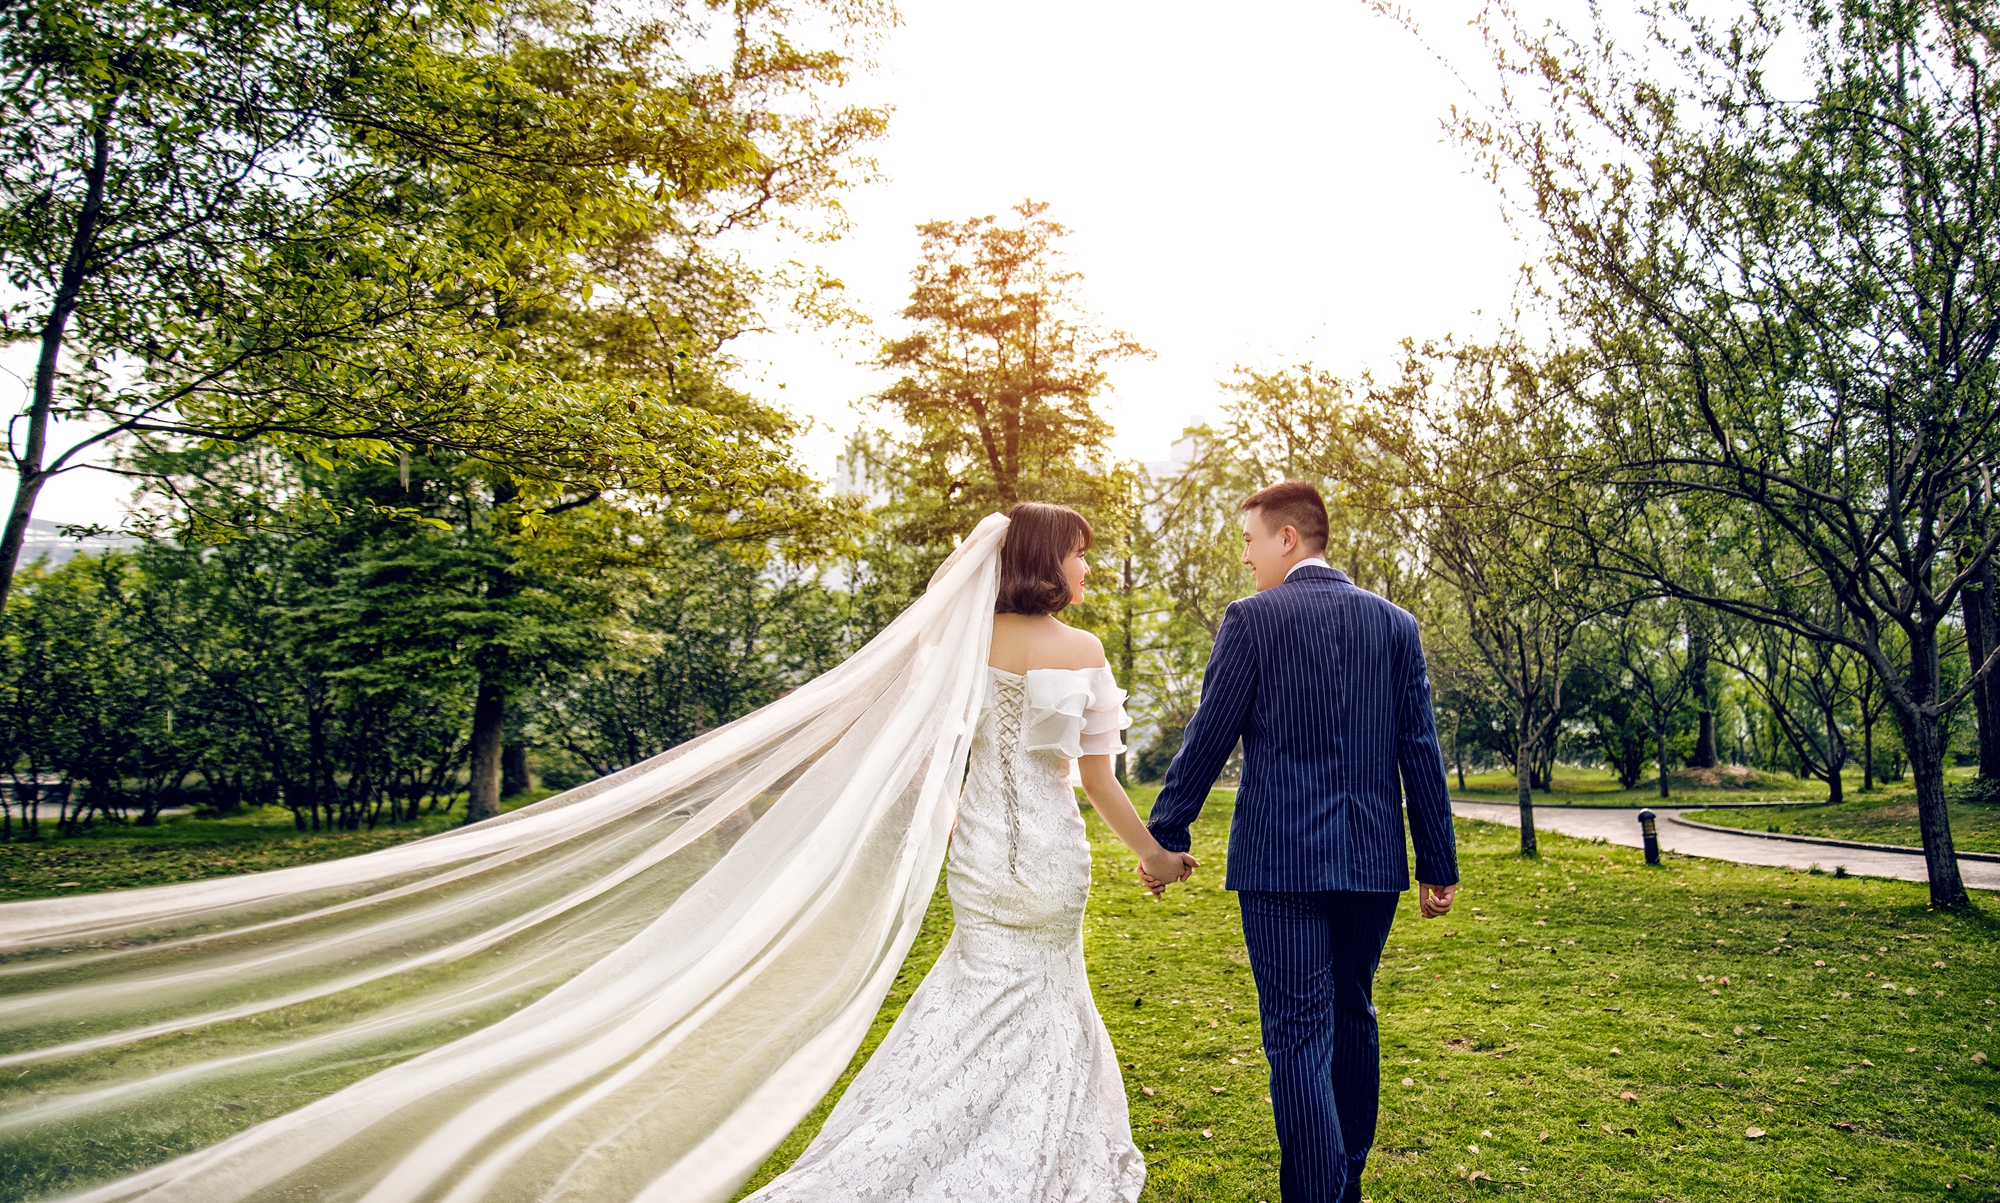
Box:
[1451,763,1864,807]
[1684,794,2000,857]
[745,786,2000,1202]
[5,788,1996,1202]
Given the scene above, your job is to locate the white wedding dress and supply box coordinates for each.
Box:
[745,665,1146,1203]
[0,515,1152,1203]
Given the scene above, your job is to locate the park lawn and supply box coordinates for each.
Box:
[4,786,1995,1202]
[1685,795,2000,857]
[0,792,554,902]
[745,786,2000,1203]
[1451,763,1836,807]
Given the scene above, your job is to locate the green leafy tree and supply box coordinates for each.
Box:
[524,531,854,780]
[869,200,1145,551]
[1383,344,1603,856]
[1562,643,1651,790]
[0,0,889,612]
[1452,0,2000,906]
[1600,600,1699,799]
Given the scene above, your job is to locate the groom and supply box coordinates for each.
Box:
[1143,479,1459,1203]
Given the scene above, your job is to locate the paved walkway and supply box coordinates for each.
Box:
[1450,799,2000,891]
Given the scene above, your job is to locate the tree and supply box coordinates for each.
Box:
[1602,600,1699,799]
[1563,641,1651,789]
[0,0,890,613]
[524,531,853,781]
[870,200,1145,549]
[1386,345,1601,856]
[1687,608,1721,768]
[1725,620,1861,802]
[1457,1,2000,906]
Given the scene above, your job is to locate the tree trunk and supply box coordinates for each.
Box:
[1824,709,1844,805]
[0,106,113,614]
[1963,560,2000,779]
[1516,722,1538,857]
[1862,706,1875,792]
[466,666,507,823]
[1690,627,1716,767]
[1656,719,1671,798]
[500,741,531,798]
[1452,715,1467,791]
[1899,707,1969,909]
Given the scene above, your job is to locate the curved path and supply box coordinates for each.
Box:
[1449,799,2000,892]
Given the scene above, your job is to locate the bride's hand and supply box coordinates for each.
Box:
[1138,849,1198,895]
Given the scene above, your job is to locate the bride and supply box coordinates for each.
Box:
[745,502,1197,1202]
[0,503,1194,1203]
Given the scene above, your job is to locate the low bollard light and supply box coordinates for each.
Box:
[1638,808,1660,866]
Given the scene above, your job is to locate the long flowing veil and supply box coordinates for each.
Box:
[0,514,1011,1203]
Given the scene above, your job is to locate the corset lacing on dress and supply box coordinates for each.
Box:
[990,670,1028,882]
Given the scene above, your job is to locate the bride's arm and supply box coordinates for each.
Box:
[1078,755,1198,896]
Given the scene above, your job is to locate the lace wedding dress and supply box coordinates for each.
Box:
[0,515,1150,1203]
[745,665,1146,1203]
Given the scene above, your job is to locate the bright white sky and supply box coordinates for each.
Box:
[739,0,1531,481]
[19,0,1546,527]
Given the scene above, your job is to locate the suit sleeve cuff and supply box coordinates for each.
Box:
[1416,863,1459,888]
[1148,824,1191,853]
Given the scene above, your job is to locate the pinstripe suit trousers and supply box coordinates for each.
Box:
[1238,889,1400,1203]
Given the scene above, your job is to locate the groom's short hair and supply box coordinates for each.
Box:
[1242,480,1329,553]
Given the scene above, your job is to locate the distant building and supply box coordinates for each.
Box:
[12,518,142,570]
[1141,417,1207,482]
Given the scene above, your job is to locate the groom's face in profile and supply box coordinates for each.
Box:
[1241,509,1303,593]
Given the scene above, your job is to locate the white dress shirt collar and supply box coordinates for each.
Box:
[1284,556,1331,580]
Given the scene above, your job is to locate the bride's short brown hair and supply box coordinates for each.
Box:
[996,502,1093,615]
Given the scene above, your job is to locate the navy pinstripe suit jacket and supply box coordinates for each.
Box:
[1145,565,1459,894]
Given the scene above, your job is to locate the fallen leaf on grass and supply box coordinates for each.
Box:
[1619,1091,1638,1101]
[1831,1122,1856,1132]
[1745,1127,1765,1139]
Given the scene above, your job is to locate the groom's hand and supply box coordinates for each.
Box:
[1138,850,1199,896]
[1418,882,1458,918]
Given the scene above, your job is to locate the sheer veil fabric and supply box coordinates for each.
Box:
[0,514,1016,1203]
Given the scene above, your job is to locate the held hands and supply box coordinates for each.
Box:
[1418,881,1458,919]
[1137,849,1200,897]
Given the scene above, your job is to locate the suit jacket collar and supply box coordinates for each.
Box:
[1285,564,1348,585]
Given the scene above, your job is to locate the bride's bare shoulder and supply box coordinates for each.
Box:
[988,615,1107,672]
[1051,623,1108,669]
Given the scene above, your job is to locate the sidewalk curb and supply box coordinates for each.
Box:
[1667,814,2000,864]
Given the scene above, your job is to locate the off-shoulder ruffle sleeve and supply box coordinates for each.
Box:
[1019,666,1130,758]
